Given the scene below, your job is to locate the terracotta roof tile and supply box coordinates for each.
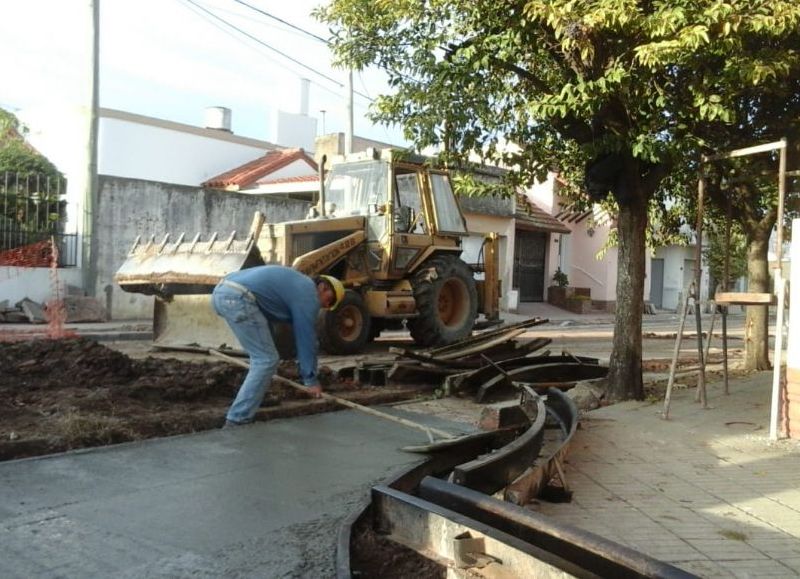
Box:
[202,148,317,189]
[515,193,571,234]
[256,175,319,185]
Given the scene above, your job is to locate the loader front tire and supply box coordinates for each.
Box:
[409,255,477,347]
[319,290,371,355]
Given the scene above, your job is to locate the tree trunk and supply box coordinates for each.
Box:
[744,234,771,370]
[607,196,647,401]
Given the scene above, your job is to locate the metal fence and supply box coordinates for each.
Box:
[0,172,78,267]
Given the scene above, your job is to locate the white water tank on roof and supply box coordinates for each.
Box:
[204,106,232,132]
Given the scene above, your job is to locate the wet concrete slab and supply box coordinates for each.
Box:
[0,410,449,578]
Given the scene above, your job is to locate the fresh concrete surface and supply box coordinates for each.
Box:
[0,410,449,578]
[534,372,800,578]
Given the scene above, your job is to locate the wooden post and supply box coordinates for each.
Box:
[662,281,693,420]
[694,164,708,408]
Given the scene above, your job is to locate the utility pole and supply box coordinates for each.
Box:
[81,0,100,296]
[345,70,353,154]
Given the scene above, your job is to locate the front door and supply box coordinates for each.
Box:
[650,258,664,309]
[514,230,547,302]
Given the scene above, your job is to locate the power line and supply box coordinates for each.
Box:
[178,0,343,102]
[182,0,344,89]
[232,0,328,45]
[180,0,374,103]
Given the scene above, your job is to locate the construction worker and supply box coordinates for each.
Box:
[212,265,345,427]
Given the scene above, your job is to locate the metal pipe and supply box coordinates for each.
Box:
[769,139,789,440]
[705,139,786,161]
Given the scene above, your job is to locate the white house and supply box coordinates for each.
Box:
[525,172,710,312]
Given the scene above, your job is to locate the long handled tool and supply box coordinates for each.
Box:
[208,349,454,442]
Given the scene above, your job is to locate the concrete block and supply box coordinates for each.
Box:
[66,284,86,296]
[61,296,108,322]
[567,378,606,412]
[16,298,47,324]
[2,310,28,323]
[478,400,529,430]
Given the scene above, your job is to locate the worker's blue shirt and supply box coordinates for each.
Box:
[225,266,320,386]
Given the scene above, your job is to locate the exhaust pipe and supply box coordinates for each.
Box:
[319,154,327,217]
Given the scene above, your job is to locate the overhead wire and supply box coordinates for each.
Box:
[178,0,374,103]
[181,0,342,87]
[231,0,328,44]
[178,0,345,101]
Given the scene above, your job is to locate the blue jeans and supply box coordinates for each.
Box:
[212,282,279,424]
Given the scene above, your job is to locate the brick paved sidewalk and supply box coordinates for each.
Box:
[534,372,800,578]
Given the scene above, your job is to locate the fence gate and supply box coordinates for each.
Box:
[513,230,547,302]
[0,172,77,267]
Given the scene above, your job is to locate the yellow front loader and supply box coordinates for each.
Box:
[115,148,501,355]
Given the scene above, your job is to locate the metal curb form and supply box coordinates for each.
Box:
[336,387,698,578]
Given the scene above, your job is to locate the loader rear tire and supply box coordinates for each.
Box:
[319,290,371,355]
[409,255,477,347]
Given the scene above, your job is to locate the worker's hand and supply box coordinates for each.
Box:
[306,384,323,399]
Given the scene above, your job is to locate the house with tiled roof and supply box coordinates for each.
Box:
[202,148,318,200]
[524,172,709,312]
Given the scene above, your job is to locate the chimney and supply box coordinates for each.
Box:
[299,78,310,116]
[204,106,232,132]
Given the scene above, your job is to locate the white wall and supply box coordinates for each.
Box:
[259,159,317,182]
[652,245,710,311]
[0,267,83,305]
[463,213,515,311]
[273,111,317,151]
[98,112,275,187]
[568,227,618,301]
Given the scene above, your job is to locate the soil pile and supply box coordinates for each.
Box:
[0,337,424,462]
[0,338,250,461]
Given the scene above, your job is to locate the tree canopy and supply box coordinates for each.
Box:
[0,108,63,181]
[319,0,800,399]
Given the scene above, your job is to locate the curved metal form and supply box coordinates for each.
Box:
[460,354,600,395]
[476,362,608,402]
[337,386,696,578]
[505,387,579,505]
[451,387,547,494]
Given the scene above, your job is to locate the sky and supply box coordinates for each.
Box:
[0,0,406,146]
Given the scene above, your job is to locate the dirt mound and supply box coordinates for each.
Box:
[0,338,251,461]
[0,338,423,462]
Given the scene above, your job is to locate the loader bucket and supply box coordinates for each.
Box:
[114,232,263,296]
[153,294,242,352]
[114,224,266,353]
[153,295,296,357]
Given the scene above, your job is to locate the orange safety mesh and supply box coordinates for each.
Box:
[0,240,54,267]
[0,239,77,342]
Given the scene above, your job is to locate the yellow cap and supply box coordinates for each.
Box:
[319,275,345,310]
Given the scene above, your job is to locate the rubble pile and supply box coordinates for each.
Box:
[0,296,108,324]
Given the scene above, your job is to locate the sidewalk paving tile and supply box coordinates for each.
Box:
[533,371,800,576]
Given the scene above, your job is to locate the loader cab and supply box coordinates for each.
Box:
[324,158,390,243]
[323,150,468,279]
